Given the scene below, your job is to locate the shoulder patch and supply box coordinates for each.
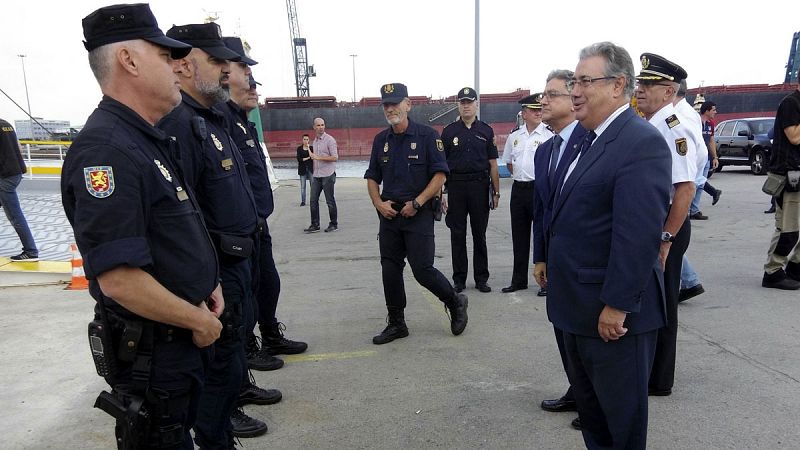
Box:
[675,137,688,156]
[436,139,444,151]
[84,166,115,198]
[666,114,680,129]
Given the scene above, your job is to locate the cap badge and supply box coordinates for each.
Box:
[384,142,389,153]
[453,137,459,146]
[463,88,469,95]
[411,142,417,150]
[211,133,224,151]
[84,166,115,198]
[154,159,172,182]
[384,84,394,94]
[641,55,650,69]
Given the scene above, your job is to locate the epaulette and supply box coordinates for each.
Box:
[666,114,680,129]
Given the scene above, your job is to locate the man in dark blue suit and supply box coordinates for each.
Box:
[532,69,587,426]
[547,42,671,449]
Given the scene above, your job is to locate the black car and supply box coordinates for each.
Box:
[714,117,774,175]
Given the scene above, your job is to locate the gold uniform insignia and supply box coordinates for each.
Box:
[411,142,417,150]
[666,114,680,129]
[492,136,496,146]
[675,137,688,156]
[211,133,224,151]
[453,137,459,146]
[383,142,389,152]
[641,55,650,69]
[383,84,394,94]
[436,139,444,151]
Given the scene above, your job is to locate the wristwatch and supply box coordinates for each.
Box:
[412,199,421,210]
[661,231,675,243]
[493,191,500,197]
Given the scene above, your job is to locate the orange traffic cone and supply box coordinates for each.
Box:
[66,243,88,290]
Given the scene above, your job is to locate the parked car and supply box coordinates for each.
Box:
[713,117,774,175]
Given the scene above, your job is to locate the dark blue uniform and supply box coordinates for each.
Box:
[62,96,218,448]
[441,118,498,287]
[160,92,258,449]
[364,119,456,309]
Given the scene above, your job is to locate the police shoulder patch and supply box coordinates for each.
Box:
[84,166,115,198]
[436,139,444,151]
[675,137,688,156]
[666,114,680,129]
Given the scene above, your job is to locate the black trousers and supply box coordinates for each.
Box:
[378,208,455,310]
[553,326,574,401]
[253,222,281,334]
[509,180,535,287]
[649,216,691,392]
[445,178,490,286]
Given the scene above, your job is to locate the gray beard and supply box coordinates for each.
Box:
[195,78,230,104]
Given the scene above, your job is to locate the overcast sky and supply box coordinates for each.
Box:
[0,0,796,127]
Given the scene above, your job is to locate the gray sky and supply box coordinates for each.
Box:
[0,0,796,127]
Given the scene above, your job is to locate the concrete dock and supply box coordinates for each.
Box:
[1,170,798,449]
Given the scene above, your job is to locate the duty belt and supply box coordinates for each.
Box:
[449,171,488,181]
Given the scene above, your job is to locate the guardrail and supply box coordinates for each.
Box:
[19,140,71,179]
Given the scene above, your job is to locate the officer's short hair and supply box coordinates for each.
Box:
[88,41,125,85]
[579,42,635,99]
[676,79,687,97]
[546,69,575,89]
[700,101,717,114]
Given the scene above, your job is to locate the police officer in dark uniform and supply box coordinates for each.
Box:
[365,82,469,345]
[441,87,500,293]
[64,5,222,448]
[220,37,308,369]
[158,23,266,446]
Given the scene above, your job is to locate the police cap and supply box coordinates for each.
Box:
[380,83,409,105]
[166,23,241,61]
[457,87,477,102]
[519,93,543,109]
[82,3,191,58]
[249,72,261,89]
[223,36,258,66]
[636,53,687,83]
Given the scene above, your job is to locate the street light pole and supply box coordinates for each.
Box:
[350,54,357,104]
[17,54,32,121]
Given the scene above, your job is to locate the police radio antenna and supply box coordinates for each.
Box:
[286,0,315,97]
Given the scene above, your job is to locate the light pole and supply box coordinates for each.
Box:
[17,54,32,121]
[350,54,357,103]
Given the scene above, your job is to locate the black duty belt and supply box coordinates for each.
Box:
[513,180,535,186]
[450,171,488,182]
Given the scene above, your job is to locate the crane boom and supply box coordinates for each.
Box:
[286,0,315,97]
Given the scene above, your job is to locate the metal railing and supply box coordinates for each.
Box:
[19,140,71,179]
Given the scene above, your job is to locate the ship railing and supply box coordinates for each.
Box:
[18,140,71,179]
[428,104,458,122]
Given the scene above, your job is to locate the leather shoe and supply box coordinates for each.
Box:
[476,282,491,293]
[540,396,577,412]
[762,270,800,290]
[571,417,582,430]
[501,285,527,293]
[712,189,722,205]
[690,211,708,220]
[237,384,282,406]
[454,283,465,293]
[678,284,704,303]
[231,408,268,438]
[537,287,547,297]
[765,206,776,214]
[446,293,469,335]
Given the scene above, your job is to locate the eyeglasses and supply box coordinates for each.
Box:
[542,90,571,100]
[567,76,617,90]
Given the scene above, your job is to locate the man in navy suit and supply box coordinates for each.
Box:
[547,42,671,449]
[532,69,587,427]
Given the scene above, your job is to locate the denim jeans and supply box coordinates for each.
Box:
[680,255,701,290]
[689,159,711,216]
[310,173,337,227]
[299,173,311,204]
[0,174,38,255]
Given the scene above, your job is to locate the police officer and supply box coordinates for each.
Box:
[441,87,500,293]
[634,53,698,397]
[365,82,469,345]
[64,5,222,448]
[159,23,266,445]
[220,37,308,369]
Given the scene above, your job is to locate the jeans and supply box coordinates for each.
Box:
[310,173,337,227]
[680,255,701,290]
[299,173,311,204]
[0,174,38,255]
[689,159,711,216]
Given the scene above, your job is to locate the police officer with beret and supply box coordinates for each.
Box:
[634,53,698,397]
[441,87,500,293]
[365,83,469,345]
[63,4,222,448]
[158,22,266,445]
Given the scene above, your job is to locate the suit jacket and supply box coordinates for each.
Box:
[533,122,588,263]
[547,108,671,337]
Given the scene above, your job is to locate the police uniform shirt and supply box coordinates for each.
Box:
[441,118,498,174]
[674,98,708,184]
[0,119,26,177]
[159,92,258,236]
[221,100,274,219]
[502,122,553,181]
[648,102,698,201]
[62,96,219,316]
[364,119,449,201]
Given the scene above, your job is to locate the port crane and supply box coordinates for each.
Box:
[286,0,315,97]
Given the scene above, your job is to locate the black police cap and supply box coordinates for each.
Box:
[82,3,191,58]
[166,23,241,61]
[249,72,261,89]
[380,83,409,104]
[636,53,687,83]
[223,36,258,66]
[519,93,543,109]
[457,87,477,102]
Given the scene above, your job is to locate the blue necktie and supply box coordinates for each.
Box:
[548,135,564,186]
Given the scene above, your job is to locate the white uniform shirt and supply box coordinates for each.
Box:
[502,122,553,181]
[648,102,698,201]
[674,98,708,185]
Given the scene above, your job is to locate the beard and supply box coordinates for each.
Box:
[195,77,230,104]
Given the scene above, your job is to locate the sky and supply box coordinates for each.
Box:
[0,0,797,127]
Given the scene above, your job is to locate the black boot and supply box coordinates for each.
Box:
[445,292,469,336]
[246,335,284,371]
[786,262,800,282]
[231,408,268,438]
[237,370,283,406]
[762,269,800,290]
[261,322,308,355]
[372,308,409,345]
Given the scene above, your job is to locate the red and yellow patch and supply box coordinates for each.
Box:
[83,166,115,198]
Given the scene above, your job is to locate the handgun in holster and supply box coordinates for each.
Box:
[95,390,151,450]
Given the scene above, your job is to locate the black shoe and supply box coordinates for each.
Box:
[690,211,708,220]
[372,319,409,345]
[246,335,285,371]
[786,262,800,282]
[304,225,320,233]
[571,417,582,431]
[678,284,705,303]
[238,377,283,406]
[454,283,465,293]
[541,396,577,412]
[476,282,491,293]
[324,224,338,232]
[300,202,305,206]
[762,270,800,290]
[231,408,268,438]
[537,287,547,297]
[712,189,722,206]
[765,206,776,214]
[446,293,468,335]
[648,387,672,396]
[9,251,39,262]
[262,323,308,355]
[501,285,527,293]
